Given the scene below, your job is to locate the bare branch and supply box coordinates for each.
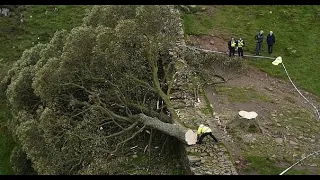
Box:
[67,122,139,141]
[69,155,83,174]
[159,135,169,156]
[111,118,125,130]
[71,98,131,123]
[122,73,158,94]
[166,72,178,96]
[102,122,139,140]
[145,46,178,123]
[60,83,95,95]
[126,101,172,123]
[148,128,152,168]
[163,61,175,84]
[110,125,146,155]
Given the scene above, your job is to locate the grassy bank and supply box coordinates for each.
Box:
[0,102,15,175]
[182,5,320,97]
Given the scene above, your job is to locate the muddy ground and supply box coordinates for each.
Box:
[189,34,320,174]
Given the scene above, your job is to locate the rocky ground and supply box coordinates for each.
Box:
[206,65,320,175]
[173,97,238,175]
[182,34,320,175]
[187,142,237,175]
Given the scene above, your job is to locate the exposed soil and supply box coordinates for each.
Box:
[188,35,229,53]
[190,34,320,175]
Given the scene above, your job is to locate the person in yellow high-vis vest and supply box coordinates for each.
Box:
[236,37,245,57]
[196,124,219,144]
[228,37,236,57]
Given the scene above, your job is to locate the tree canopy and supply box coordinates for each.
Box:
[2,5,193,174]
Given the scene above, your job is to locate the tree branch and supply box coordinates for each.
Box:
[101,122,139,140]
[122,73,158,94]
[147,44,178,123]
[166,72,178,96]
[133,113,196,145]
[109,124,146,155]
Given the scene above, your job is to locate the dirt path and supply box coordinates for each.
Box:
[189,34,319,116]
[194,35,320,174]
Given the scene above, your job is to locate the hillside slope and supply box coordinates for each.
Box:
[182,5,320,97]
[181,5,320,174]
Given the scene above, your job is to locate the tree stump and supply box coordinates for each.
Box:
[228,111,262,133]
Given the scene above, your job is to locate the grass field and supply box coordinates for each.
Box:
[0,5,89,64]
[0,102,15,175]
[182,5,320,97]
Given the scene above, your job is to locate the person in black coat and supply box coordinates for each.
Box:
[266,31,276,54]
[255,30,263,55]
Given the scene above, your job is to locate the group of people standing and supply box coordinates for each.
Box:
[255,30,276,55]
[228,37,245,57]
[228,30,276,57]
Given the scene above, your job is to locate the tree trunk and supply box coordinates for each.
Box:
[136,113,197,145]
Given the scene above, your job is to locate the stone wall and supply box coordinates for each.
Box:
[172,8,238,175]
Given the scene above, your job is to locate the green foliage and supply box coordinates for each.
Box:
[0,5,89,175]
[83,5,137,28]
[10,146,36,175]
[3,5,183,174]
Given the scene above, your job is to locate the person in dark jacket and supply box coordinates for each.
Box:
[266,31,275,54]
[228,37,236,57]
[236,37,245,57]
[255,30,263,55]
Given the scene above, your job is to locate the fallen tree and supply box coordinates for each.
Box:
[2,5,197,174]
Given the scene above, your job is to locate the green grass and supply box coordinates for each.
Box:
[278,107,318,133]
[0,104,16,175]
[187,151,201,157]
[237,105,319,175]
[182,5,320,97]
[0,5,89,65]
[182,13,215,35]
[201,89,214,117]
[0,128,15,175]
[245,155,310,175]
[215,86,273,103]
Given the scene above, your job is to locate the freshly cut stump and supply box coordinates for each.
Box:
[228,111,262,133]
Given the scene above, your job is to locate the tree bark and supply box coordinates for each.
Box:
[136,113,197,145]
